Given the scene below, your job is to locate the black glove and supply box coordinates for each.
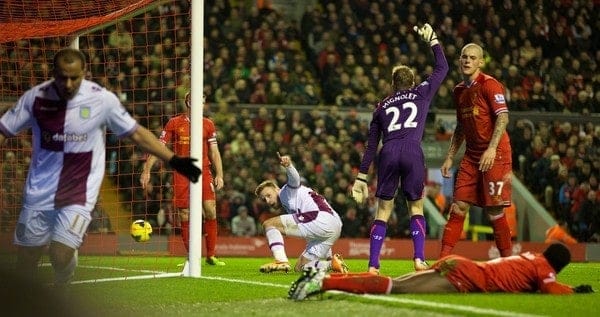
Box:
[169,155,201,183]
[573,284,594,293]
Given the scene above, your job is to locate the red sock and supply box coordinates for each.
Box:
[491,213,513,257]
[440,213,465,258]
[181,220,190,252]
[323,275,392,294]
[204,219,218,257]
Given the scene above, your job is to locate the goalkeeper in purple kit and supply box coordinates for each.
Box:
[352,24,448,273]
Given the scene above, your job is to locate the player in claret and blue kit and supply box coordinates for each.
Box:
[351,23,448,274]
[0,48,200,288]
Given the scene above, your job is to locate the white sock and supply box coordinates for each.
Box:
[303,259,330,271]
[265,228,288,263]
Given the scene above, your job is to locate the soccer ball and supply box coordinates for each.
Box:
[130,219,152,242]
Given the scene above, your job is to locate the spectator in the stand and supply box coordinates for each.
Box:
[249,82,268,104]
[571,90,594,114]
[231,206,257,237]
[558,173,579,224]
[575,190,600,242]
[108,21,134,55]
[528,81,551,111]
[88,201,112,234]
[542,154,568,210]
[340,206,365,238]
[425,181,446,214]
[432,84,453,109]
[266,81,287,104]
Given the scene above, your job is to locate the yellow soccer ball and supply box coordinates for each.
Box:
[130,219,153,242]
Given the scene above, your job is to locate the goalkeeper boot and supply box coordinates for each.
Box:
[289,267,326,301]
[206,256,226,266]
[414,258,430,271]
[331,254,349,273]
[260,261,291,273]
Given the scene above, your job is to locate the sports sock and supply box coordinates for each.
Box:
[204,218,218,257]
[181,220,190,252]
[490,212,513,257]
[265,228,288,263]
[304,260,329,271]
[54,250,77,285]
[440,212,465,258]
[410,215,427,261]
[323,275,392,294]
[369,220,387,269]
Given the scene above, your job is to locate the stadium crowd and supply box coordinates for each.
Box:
[1,0,599,242]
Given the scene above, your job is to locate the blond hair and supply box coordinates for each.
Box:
[391,65,415,91]
[255,180,279,196]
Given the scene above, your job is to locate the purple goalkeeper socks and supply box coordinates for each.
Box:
[410,215,427,260]
[369,220,387,269]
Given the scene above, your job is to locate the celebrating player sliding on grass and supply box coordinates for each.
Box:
[254,152,348,274]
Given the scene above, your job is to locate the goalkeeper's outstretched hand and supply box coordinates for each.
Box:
[169,155,201,183]
[351,173,368,204]
[573,284,594,293]
[413,23,439,46]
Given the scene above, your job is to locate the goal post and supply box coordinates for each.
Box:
[0,0,198,279]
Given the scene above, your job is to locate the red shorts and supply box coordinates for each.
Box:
[431,255,486,292]
[453,157,512,207]
[173,169,215,209]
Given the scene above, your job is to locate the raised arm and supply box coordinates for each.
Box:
[278,152,300,188]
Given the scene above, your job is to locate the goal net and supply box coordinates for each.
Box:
[0,0,192,280]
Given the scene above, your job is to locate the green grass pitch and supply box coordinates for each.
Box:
[3,256,600,316]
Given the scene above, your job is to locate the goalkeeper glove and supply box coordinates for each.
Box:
[351,173,369,204]
[573,284,594,293]
[413,23,439,46]
[169,155,201,183]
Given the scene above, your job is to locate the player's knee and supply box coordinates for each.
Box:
[450,202,468,216]
[202,203,217,220]
[49,242,75,269]
[485,206,504,217]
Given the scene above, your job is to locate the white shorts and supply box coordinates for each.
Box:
[14,205,91,249]
[280,211,342,260]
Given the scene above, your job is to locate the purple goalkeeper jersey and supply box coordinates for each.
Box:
[359,44,448,200]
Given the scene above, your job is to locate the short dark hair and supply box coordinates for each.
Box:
[53,48,86,69]
[543,243,571,273]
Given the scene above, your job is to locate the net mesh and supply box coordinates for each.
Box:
[0,1,191,263]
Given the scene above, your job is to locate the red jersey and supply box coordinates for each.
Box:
[159,114,218,207]
[453,72,511,161]
[159,115,217,169]
[434,253,574,294]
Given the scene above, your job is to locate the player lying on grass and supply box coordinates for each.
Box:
[288,243,594,300]
[255,152,348,273]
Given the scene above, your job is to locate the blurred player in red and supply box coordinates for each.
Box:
[288,243,594,300]
[439,43,513,258]
[141,92,225,266]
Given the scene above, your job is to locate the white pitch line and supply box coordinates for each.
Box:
[70,266,544,317]
[330,291,546,317]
